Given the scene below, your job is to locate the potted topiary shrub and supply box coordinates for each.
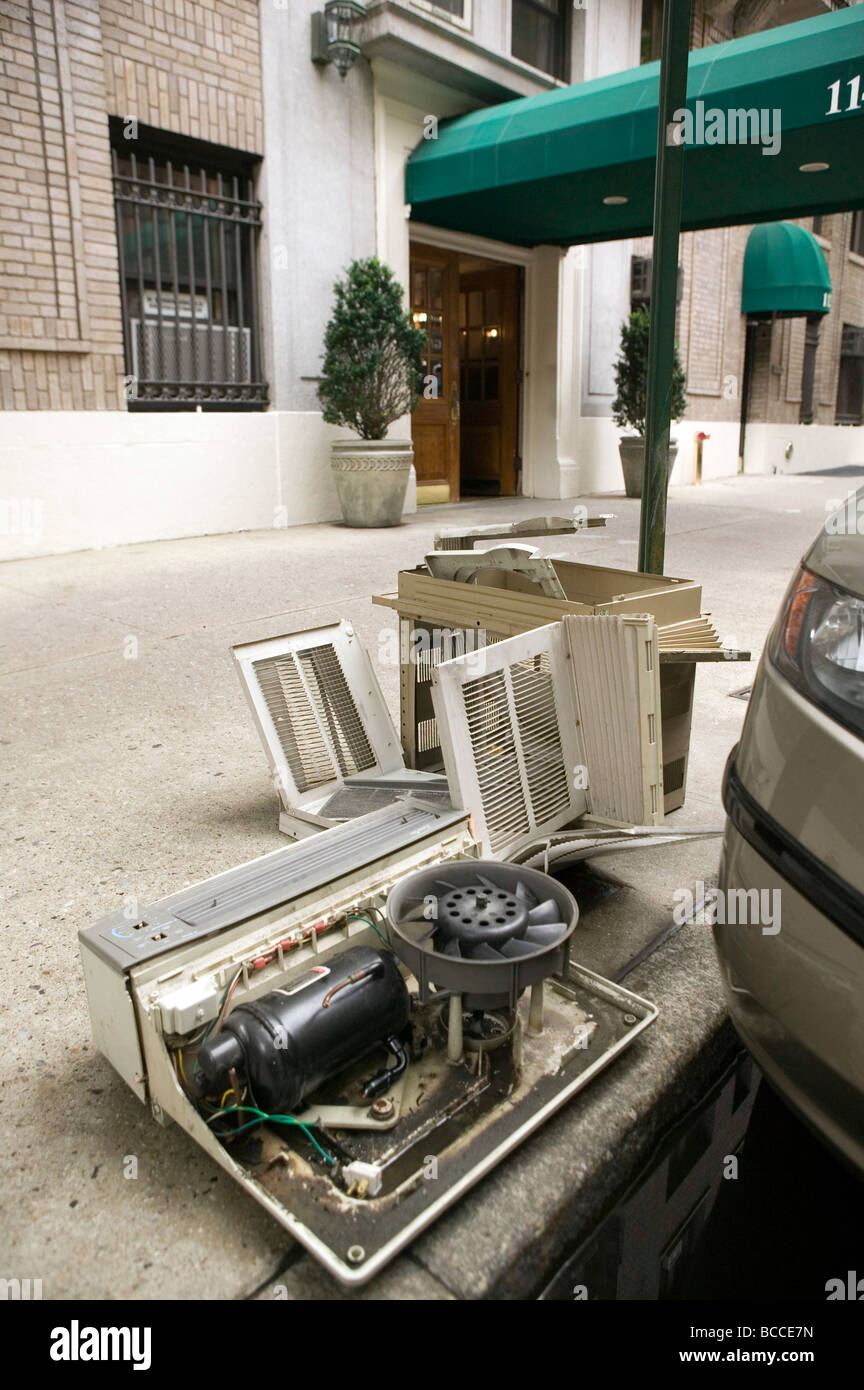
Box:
[318,256,425,527]
[611,307,687,499]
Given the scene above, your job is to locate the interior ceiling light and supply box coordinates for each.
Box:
[603,195,629,205]
[799,162,829,173]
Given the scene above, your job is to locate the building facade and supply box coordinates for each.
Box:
[1,0,861,560]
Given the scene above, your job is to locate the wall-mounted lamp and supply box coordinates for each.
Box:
[312,2,367,78]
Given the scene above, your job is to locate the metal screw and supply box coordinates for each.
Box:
[370,1097,395,1121]
[623,1013,637,1025]
[347,1244,365,1265]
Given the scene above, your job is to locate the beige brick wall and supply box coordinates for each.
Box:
[0,0,262,409]
[101,0,263,152]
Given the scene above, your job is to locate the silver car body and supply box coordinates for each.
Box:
[716,493,864,1173]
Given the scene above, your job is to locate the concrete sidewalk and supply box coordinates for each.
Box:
[0,470,850,1299]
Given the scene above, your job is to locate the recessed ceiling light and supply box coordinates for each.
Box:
[603,195,629,205]
[799,162,829,173]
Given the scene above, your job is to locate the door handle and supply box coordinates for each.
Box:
[450,382,460,424]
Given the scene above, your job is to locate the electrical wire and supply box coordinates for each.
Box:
[205,1105,334,1163]
[345,911,392,949]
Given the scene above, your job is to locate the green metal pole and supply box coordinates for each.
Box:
[637,0,692,575]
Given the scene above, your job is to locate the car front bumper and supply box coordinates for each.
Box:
[717,751,864,1176]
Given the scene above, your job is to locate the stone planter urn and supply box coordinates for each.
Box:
[618,436,679,499]
[331,438,414,528]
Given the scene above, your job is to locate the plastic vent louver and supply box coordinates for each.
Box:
[564,614,664,826]
[233,621,403,826]
[254,644,376,794]
[432,623,587,857]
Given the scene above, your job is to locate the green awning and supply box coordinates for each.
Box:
[406,7,864,247]
[741,221,831,316]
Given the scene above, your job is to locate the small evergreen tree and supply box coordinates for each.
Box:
[611,307,687,438]
[317,257,425,440]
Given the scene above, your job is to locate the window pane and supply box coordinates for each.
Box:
[428,266,443,308]
[466,365,483,401]
[512,0,565,79]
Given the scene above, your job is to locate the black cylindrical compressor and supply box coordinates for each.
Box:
[192,947,410,1115]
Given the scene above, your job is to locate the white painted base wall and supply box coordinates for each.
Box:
[0,411,417,561]
[552,418,864,498]
[3,406,861,561]
[742,422,864,477]
[553,418,743,497]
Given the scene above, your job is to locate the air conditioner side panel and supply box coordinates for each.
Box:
[566,614,665,826]
[80,947,147,1103]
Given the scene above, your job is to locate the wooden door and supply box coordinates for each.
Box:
[459,265,521,496]
[409,243,460,504]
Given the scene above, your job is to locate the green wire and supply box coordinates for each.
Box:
[346,912,391,948]
[209,1104,334,1163]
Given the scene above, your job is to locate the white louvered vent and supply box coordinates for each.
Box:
[253,644,376,793]
[233,621,403,818]
[412,625,504,772]
[564,614,664,826]
[432,624,587,857]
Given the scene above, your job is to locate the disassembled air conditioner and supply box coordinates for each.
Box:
[425,544,567,598]
[433,513,610,551]
[374,551,749,813]
[236,611,664,847]
[79,797,657,1285]
[232,619,449,838]
[430,615,664,857]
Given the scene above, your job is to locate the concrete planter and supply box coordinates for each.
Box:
[618,436,679,498]
[330,438,413,528]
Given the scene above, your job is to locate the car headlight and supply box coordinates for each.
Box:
[771,566,864,738]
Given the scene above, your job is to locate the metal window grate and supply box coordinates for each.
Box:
[112,142,267,408]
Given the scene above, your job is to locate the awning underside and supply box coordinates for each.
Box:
[406,8,864,248]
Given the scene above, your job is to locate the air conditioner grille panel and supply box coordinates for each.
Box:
[298,645,376,778]
[255,655,337,793]
[253,644,376,796]
[509,655,572,824]
[461,670,531,851]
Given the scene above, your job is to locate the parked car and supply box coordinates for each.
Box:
[715,490,864,1174]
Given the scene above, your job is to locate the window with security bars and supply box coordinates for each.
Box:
[110,121,267,409]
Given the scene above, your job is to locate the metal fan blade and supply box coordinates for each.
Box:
[527,898,562,925]
[472,942,506,961]
[441,937,462,958]
[522,921,567,946]
[500,937,540,958]
[514,879,538,909]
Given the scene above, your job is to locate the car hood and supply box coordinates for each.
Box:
[806,488,864,596]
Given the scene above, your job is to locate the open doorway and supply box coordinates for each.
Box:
[409,242,522,503]
[458,258,522,497]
